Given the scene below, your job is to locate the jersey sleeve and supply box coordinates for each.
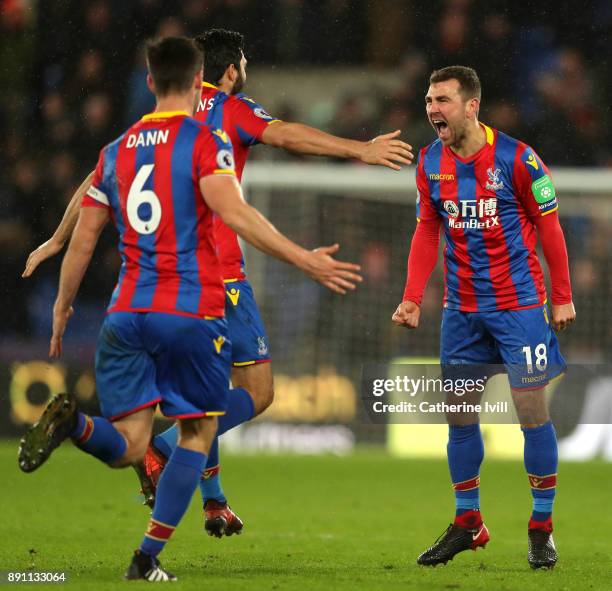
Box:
[415,148,439,222]
[513,144,558,219]
[227,95,281,147]
[195,127,237,179]
[82,150,110,209]
[402,148,441,304]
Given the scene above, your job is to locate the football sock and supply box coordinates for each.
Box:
[447,423,484,524]
[217,388,255,435]
[152,388,254,504]
[71,412,127,464]
[140,446,207,557]
[152,426,176,460]
[523,421,557,530]
[199,437,226,503]
[152,388,255,458]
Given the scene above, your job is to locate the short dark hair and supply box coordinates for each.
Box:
[430,66,481,101]
[145,36,203,97]
[194,28,244,85]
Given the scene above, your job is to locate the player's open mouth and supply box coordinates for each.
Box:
[432,119,448,134]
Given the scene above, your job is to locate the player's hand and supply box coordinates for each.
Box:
[551,302,575,331]
[50,305,74,358]
[361,130,414,170]
[303,244,362,294]
[392,300,420,328]
[23,237,64,278]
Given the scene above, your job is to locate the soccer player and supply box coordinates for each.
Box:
[18,36,361,582]
[392,66,575,569]
[22,28,413,535]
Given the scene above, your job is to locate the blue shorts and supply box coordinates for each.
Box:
[440,305,566,390]
[224,279,271,367]
[95,312,231,420]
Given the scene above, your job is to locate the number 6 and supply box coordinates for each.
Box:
[127,164,162,234]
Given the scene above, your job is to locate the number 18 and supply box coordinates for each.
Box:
[522,343,547,374]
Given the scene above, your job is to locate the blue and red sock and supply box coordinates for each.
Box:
[447,423,484,527]
[152,388,254,504]
[140,446,207,557]
[523,421,557,532]
[71,412,126,464]
[199,437,226,503]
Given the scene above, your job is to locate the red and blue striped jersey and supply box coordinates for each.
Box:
[195,82,281,280]
[82,111,236,318]
[416,124,559,312]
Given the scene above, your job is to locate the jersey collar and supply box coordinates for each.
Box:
[445,122,496,163]
[141,110,189,122]
[202,81,218,90]
[481,123,495,146]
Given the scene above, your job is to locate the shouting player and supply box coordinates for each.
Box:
[392,66,575,569]
[18,36,361,582]
[22,28,413,535]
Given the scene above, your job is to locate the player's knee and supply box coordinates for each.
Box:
[177,416,218,453]
[512,388,549,426]
[107,425,149,467]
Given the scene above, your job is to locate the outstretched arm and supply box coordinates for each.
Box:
[50,206,109,358]
[23,170,95,278]
[262,122,413,170]
[200,174,362,294]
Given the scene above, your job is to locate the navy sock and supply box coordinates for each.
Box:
[150,388,254,509]
[140,446,207,557]
[152,425,177,460]
[199,437,225,504]
[71,412,127,464]
[447,424,484,520]
[217,388,255,436]
[523,421,557,526]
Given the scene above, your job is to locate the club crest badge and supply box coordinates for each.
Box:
[485,167,504,191]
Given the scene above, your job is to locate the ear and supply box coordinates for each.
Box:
[225,63,237,84]
[194,69,203,89]
[146,73,155,93]
[467,97,480,119]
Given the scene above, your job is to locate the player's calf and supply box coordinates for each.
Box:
[18,393,135,471]
[231,361,274,416]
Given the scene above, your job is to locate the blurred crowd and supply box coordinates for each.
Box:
[0,0,611,352]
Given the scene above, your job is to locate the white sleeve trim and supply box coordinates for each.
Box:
[86,185,109,206]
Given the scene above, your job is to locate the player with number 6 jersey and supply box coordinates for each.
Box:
[21,27,408,539]
[84,112,234,319]
[19,37,361,582]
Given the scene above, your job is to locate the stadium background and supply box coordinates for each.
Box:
[1,0,611,460]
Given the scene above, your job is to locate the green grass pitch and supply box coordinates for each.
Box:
[2,441,611,590]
